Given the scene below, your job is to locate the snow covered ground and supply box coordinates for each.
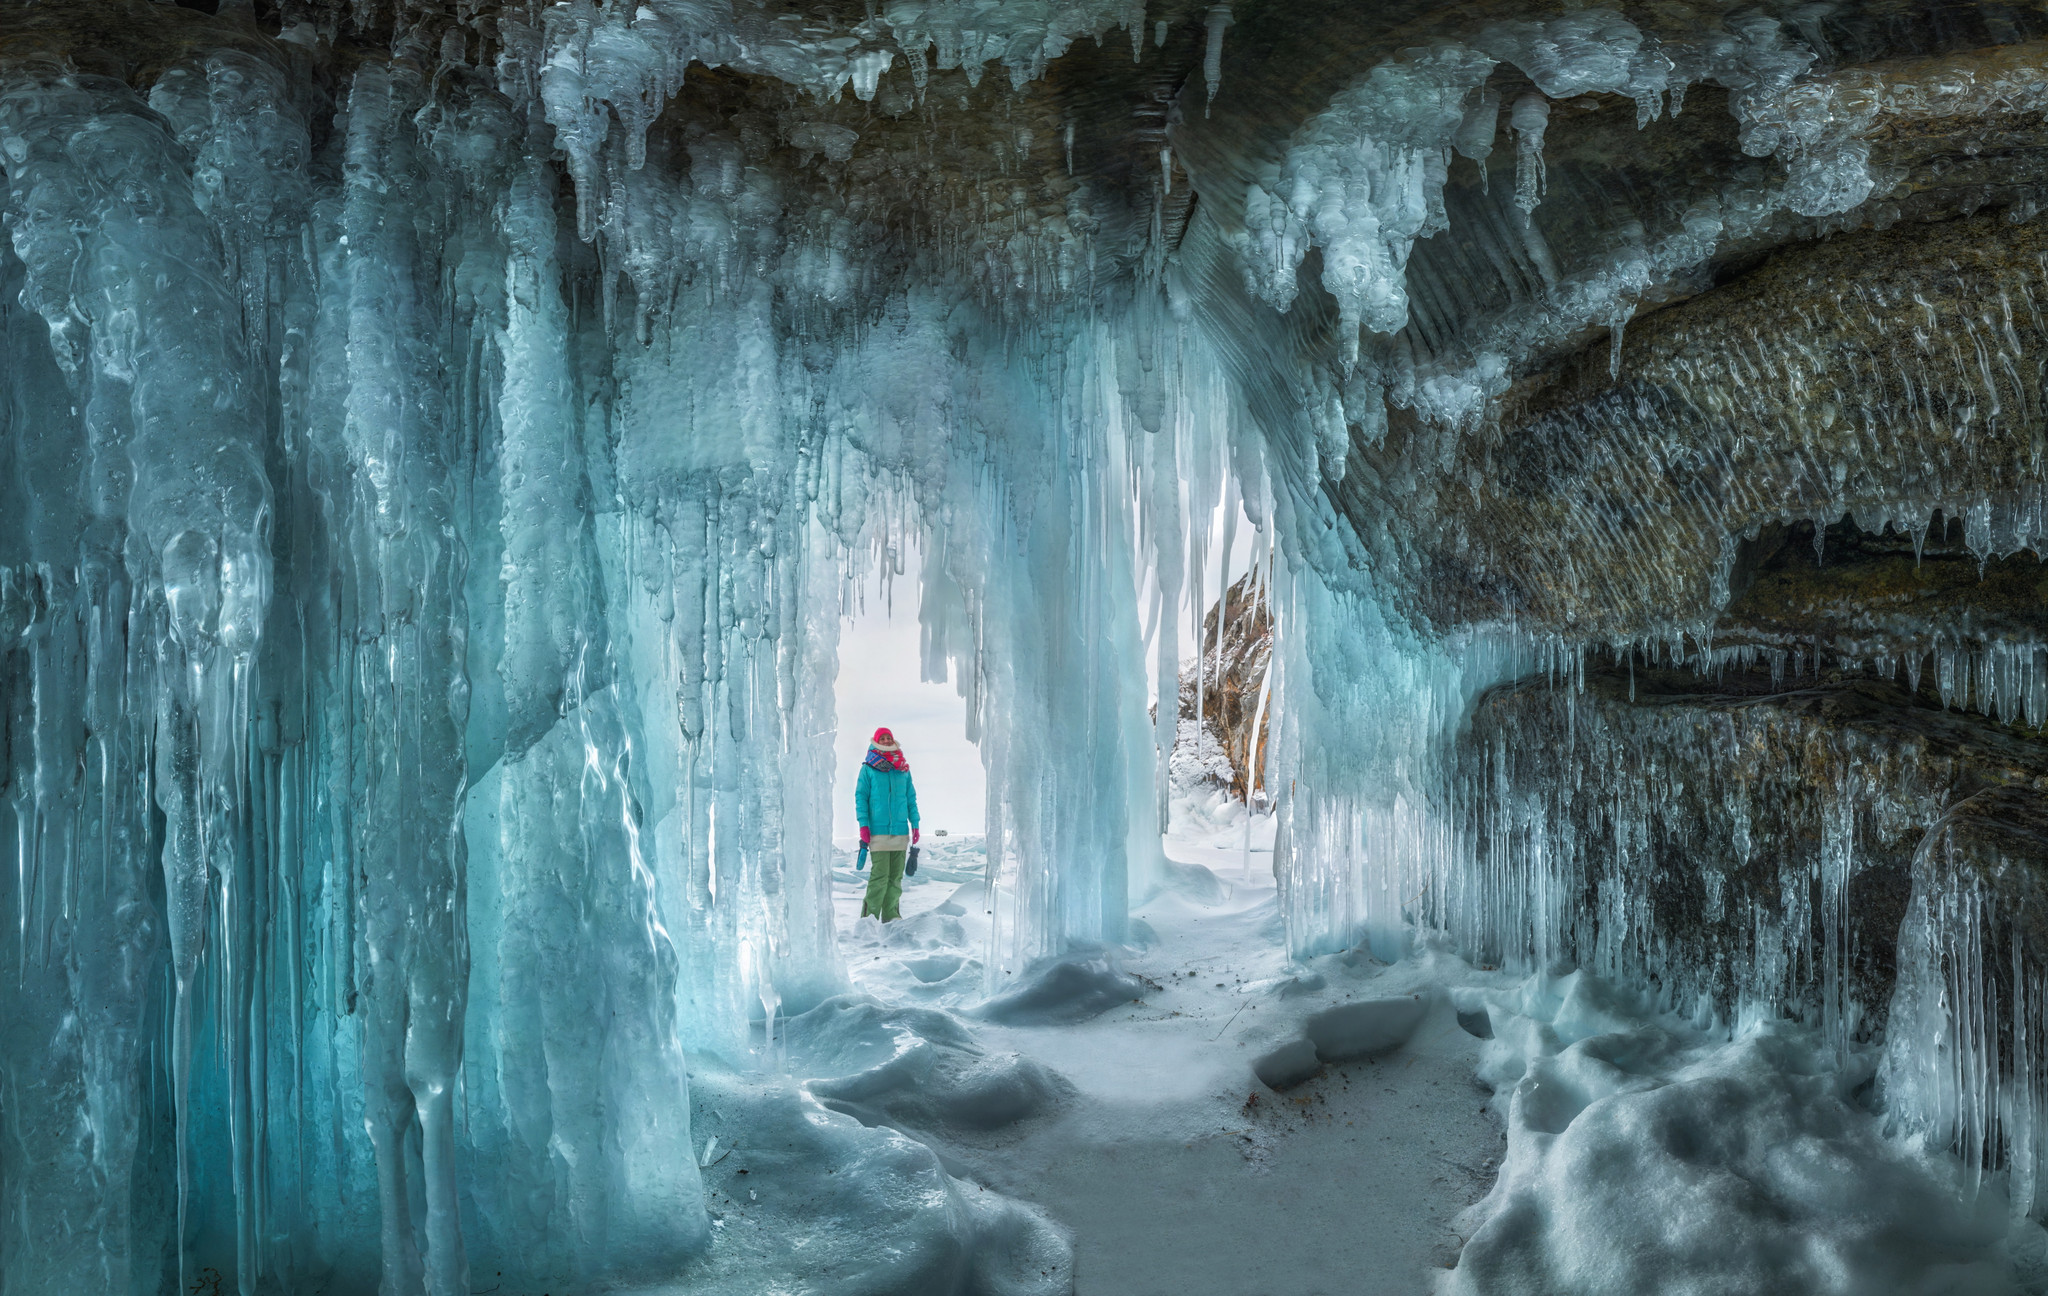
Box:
[820,808,1506,1296]
[658,796,2048,1295]
[1444,970,2048,1296]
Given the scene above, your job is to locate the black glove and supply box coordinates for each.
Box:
[905,846,919,877]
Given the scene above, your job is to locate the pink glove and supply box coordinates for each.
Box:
[911,828,920,844]
[859,827,871,846]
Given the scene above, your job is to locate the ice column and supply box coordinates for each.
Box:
[600,169,848,1059]
[327,64,474,1296]
[477,192,711,1278]
[881,310,1162,972]
[0,64,275,1295]
[1883,789,2048,1216]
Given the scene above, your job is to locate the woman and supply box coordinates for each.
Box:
[855,727,920,922]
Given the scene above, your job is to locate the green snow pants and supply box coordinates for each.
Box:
[862,850,907,922]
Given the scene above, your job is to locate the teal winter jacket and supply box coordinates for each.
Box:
[855,764,920,836]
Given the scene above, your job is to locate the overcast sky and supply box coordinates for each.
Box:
[832,553,987,839]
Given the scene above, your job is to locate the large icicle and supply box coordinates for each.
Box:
[331,64,473,1296]
[0,64,277,1296]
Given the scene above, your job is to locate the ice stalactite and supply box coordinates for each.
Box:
[2,43,752,1292]
[324,64,477,1296]
[1688,637,2048,734]
[603,267,848,1065]
[890,308,1194,974]
[459,141,711,1283]
[1258,571,1510,962]
[12,0,2048,1286]
[1883,788,2048,1217]
[0,88,173,1296]
[1222,9,2010,426]
[1508,92,1548,213]
[1456,673,1822,1026]
[533,0,1155,219]
[1237,44,1495,355]
[1443,653,2048,1124]
[0,26,1253,1285]
[1202,5,1231,113]
[0,61,278,1295]
[1145,368,1185,834]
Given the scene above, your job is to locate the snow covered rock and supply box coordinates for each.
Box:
[1251,1038,1323,1091]
[1305,993,1433,1062]
[685,1065,1074,1296]
[789,995,1072,1133]
[1444,972,2040,1296]
[970,956,1150,1026]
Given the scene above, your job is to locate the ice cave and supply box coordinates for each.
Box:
[8,0,2048,1291]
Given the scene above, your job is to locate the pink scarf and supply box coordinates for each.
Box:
[864,727,909,772]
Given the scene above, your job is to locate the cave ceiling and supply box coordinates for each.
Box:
[11,0,2048,650]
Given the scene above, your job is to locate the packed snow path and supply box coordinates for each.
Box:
[833,829,1503,1296]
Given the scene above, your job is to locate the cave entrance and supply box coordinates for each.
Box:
[832,535,987,939]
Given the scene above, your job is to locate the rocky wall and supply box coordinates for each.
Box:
[1452,659,2048,1054]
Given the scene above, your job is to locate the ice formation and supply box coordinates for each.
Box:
[1448,968,2042,1295]
[0,13,1220,1288]
[9,0,2048,1291]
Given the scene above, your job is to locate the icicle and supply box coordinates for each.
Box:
[1510,92,1550,214]
[1608,305,1631,379]
[1203,6,1232,114]
[1454,84,1501,189]
[1215,477,1239,695]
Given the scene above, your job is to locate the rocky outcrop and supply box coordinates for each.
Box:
[1349,207,2048,646]
[1175,573,1273,804]
[1725,513,2048,657]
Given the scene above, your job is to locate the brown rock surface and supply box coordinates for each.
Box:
[1177,573,1273,803]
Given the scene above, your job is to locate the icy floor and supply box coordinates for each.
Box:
[654,805,2048,1295]
[823,812,1504,1296]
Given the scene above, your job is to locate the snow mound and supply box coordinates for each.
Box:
[679,1064,1072,1296]
[1156,858,1230,905]
[1306,993,1431,1061]
[970,955,1147,1026]
[1250,992,1432,1091]
[1251,1038,1323,1091]
[1441,971,2046,1296]
[932,879,987,917]
[867,908,972,953]
[789,995,1070,1133]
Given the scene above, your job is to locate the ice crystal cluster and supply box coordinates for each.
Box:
[6,0,2048,1291]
